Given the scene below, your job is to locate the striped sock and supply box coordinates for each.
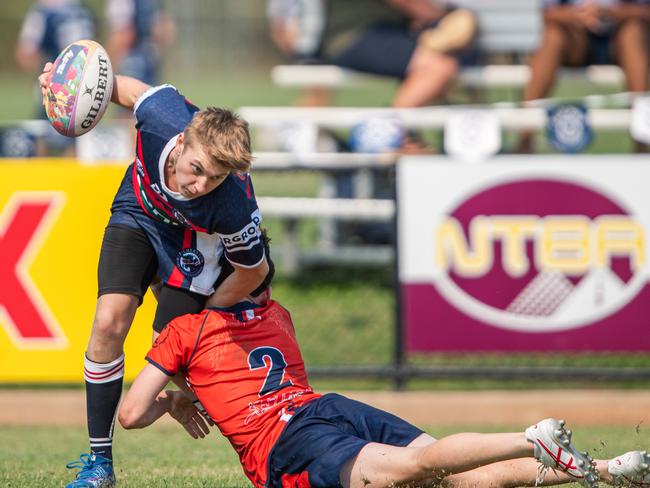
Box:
[84,353,125,460]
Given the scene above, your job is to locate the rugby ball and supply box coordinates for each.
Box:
[45,40,113,137]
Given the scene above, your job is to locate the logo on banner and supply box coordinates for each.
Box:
[630,96,650,144]
[0,193,67,347]
[435,179,645,332]
[547,104,593,153]
[444,109,501,162]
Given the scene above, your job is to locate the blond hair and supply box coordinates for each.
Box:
[183,107,252,173]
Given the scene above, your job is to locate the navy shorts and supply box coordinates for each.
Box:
[586,32,614,65]
[266,393,424,488]
[329,20,477,79]
[330,22,418,78]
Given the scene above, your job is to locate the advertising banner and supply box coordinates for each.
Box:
[0,160,157,382]
[398,155,650,351]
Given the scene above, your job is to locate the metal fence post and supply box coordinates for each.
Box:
[392,164,405,390]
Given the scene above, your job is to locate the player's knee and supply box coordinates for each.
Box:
[91,306,133,343]
[423,53,459,79]
[412,447,442,480]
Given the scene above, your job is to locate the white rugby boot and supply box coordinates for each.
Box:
[525,418,598,487]
[608,450,650,487]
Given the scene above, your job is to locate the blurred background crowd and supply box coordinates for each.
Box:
[2,0,650,157]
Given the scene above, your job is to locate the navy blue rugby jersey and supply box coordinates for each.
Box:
[113,84,263,268]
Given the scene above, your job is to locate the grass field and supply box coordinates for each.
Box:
[2,423,648,487]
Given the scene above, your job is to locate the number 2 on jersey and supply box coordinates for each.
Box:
[248,346,293,396]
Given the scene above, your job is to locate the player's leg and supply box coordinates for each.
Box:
[341,432,531,488]
[151,284,206,336]
[442,450,650,488]
[341,418,599,488]
[402,435,564,488]
[150,284,211,418]
[67,224,157,488]
[442,458,574,487]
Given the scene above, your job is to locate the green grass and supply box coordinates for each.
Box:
[1,423,648,487]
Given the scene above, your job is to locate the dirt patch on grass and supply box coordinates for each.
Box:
[1,389,648,427]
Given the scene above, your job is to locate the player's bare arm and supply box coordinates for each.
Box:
[207,259,270,308]
[110,74,151,109]
[118,364,210,439]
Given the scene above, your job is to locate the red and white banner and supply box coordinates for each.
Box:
[398,155,650,351]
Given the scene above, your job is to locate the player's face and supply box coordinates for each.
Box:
[174,141,230,199]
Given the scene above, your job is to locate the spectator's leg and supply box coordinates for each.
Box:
[393,48,459,108]
[614,18,650,152]
[519,22,587,153]
[296,87,332,107]
[524,23,571,101]
[614,18,649,93]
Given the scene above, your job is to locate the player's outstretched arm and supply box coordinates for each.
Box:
[118,364,171,429]
[119,364,211,439]
[110,74,151,109]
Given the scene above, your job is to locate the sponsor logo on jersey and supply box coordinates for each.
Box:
[176,247,205,278]
[435,179,645,332]
[221,210,262,253]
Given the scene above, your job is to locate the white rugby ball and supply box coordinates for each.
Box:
[44,40,113,137]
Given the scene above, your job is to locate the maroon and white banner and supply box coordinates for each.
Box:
[398,155,650,351]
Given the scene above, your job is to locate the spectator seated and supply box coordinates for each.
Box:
[271,0,627,91]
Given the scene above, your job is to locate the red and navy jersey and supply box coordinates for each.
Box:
[110,84,264,268]
[146,301,321,488]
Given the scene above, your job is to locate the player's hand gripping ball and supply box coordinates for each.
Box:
[43,40,113,137]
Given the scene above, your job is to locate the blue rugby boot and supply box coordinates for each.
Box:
[65,453,116,487]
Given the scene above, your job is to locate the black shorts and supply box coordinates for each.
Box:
[587,31,614,65]
[98,224,207,331]
[266,393,424,488]
[329,20,477,79]
[97,224,158,302]
[329,21,418,79]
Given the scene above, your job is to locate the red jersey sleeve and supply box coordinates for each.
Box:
[146,317,196,376]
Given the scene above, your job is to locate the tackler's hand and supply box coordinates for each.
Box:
[167,390,211,439]
[192,399,216,427]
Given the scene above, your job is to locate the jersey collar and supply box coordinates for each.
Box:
[158,133,191,201]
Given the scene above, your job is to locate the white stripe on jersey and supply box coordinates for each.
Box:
[188,233,224,296]
[223,235,262,253]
